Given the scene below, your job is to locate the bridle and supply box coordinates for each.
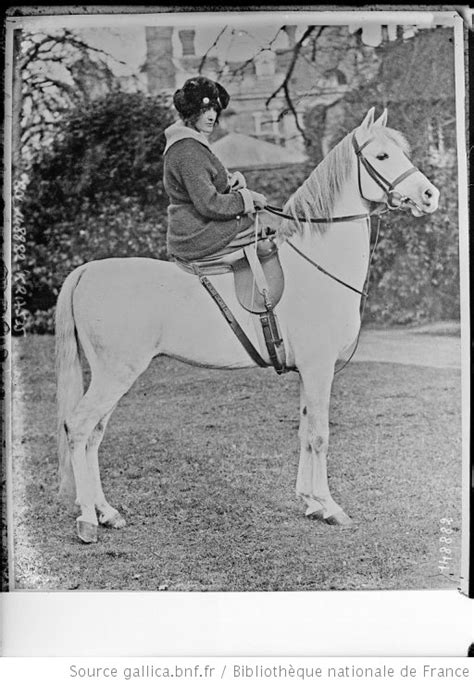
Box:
[262,131,425,373]
[266,133,422,224]
[264,132,423,299]
[254,131,425,374]
[352,134,420,210]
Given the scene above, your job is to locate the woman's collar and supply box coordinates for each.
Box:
[164,120,213,154]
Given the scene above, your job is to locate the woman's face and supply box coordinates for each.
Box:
[193,107,218,136]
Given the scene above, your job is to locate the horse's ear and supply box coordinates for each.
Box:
[360,108,375,130]
[374,108,388,127]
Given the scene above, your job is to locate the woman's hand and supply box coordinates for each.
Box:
[250,190,267,210]
[228,171,247,190]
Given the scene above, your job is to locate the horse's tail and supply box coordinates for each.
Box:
[55,265,87,501]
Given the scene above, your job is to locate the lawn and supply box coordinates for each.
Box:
[10,334,462,592]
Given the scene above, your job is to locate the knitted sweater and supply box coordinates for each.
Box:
[163,122,255,260]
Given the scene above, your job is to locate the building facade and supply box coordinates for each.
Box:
[142,25,381,156]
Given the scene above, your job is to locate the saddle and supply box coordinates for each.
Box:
[174,237,290,373]
[175,238,284,313]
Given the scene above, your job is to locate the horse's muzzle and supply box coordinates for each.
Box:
[419,183,440,214]
[403,180,440,216]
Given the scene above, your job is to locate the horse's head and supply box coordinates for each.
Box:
[354,108,439,216]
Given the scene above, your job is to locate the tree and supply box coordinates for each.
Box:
[13,27,128,171]
[322,27,459,324]
[13,21,460,331]
[187,23,381,148]
[11,27,121,330]
[18,90,174,332]
[11,27,165,333]
[194,23,460,324]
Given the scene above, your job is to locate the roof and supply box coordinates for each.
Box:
[210,132,307,171]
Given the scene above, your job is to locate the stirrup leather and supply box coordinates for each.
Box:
[174,243,292,374]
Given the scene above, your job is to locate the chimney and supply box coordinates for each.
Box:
[179,29,196,56]
[284,25,297,49]
[144,26,175,93]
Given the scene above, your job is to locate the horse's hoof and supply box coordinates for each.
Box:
[305,507,324,521]
[324,511,355,528]
[99,512,127,529]
[77,520,98,543]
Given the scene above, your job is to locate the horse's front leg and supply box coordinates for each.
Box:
[296,377,324,519]
[297,365,354,527]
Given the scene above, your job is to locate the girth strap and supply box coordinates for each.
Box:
[198,274,268,368]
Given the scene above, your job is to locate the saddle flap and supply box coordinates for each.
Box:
[233,241,284,314]
[174,238,285,314]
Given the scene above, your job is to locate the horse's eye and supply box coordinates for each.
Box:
[376,152,389,160]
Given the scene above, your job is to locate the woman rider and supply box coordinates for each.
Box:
[163,76,269,262]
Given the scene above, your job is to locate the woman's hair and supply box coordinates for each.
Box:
[173,76,230,124]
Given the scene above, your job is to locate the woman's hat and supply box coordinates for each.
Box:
[173,76,230,119]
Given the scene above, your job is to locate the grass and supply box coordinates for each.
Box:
[10,335,462,592]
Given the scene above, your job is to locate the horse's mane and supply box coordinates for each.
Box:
[278,125,410,238]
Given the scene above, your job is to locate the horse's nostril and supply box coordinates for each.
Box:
[424,188,433,199]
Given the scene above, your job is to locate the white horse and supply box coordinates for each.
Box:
[55,108,439,543]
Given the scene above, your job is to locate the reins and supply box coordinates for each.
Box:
[264,206,387,298]
[265,204,371,225]
[261,132,421,374]
[264,132,420,299]
[333,212,382,374]
[285,227,371,298]
[192,129,421,377]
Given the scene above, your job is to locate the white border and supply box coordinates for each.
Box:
[5,10,446,30]
[3,3,14,596]
[2,8,472,658]
[1,590,472,656]
[455,11,472,599]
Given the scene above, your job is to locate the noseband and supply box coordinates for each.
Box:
[352,134,419,209]
[264,132,422,303]
[267,133,421,224]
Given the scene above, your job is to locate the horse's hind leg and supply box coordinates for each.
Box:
[66,376,136,543]
[85,409,126,530]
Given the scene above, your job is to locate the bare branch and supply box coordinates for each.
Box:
[265,26,327,143]
[204,26,284,80]
[21,121,59,145]
[268,26,285,49]
[20,35,60,65]
[198,26,228,74]
[283,81,307,139]
[28,75,78,98]
[63,29,127,66]
[22,28,127,73]
[16,27,126,166]
[265,26,325,107]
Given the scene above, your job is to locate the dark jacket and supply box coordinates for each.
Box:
[163,122,255,260]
